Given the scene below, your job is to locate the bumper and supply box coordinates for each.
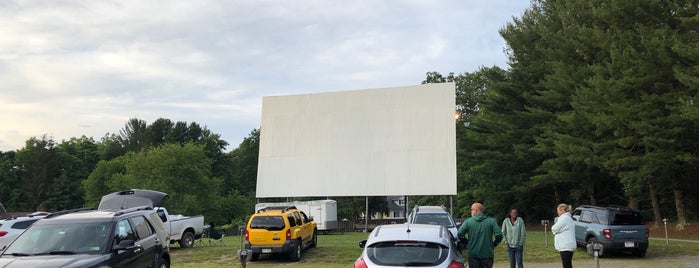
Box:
[597,240,648,251]
[244,240,298,255]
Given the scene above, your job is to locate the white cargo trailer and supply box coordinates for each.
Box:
[255,200,338,233]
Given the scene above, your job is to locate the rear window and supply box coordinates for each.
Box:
[11,219,40,229]
[413,213,454,227]
[250,216,286,231]
[367,240,448,266]
[611,212,644,225]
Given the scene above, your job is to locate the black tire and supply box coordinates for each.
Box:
[289,240,302,261]
[309,230,318,248]
[632,248,647,257]
[158,257,169,268]
[250,253,260,261]
[179,231,195,248]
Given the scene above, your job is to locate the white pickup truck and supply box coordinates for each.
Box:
[155,207,205,248]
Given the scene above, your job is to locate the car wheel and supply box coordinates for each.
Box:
[632,248,647,257]
[289,240,302,261]
[158,257,169,268]
[250,252,260,261]
[179,231,195,248]
[310,230,318,248]
[587,237,598,245]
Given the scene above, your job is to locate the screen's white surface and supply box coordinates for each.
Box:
[256,83,456,197]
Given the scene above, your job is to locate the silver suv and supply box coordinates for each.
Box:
[571,205,648,257]
[407,206,460,243]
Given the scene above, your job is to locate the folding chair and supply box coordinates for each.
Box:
[208,228,225,246]
[195,227,210,247]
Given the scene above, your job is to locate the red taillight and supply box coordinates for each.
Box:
[0,231,7,237]
[603,229,612,240]
[354,258,368,268]
[447,260,464,268]
[244,230,249,241]
[286,229,291,240]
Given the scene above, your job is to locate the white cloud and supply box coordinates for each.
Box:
[0,0,530,151]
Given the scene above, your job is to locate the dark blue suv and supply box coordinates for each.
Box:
[571,205,648,257]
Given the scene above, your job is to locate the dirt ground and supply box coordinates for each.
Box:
[648,221,699,239]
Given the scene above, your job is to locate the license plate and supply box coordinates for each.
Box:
[262,248,272,253]
[625,241,635,247]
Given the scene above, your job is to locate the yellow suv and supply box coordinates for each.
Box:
[244,206,317,261]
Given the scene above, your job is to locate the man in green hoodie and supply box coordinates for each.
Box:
[457,202,503,268]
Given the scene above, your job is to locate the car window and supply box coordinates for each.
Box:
[293,212,302,226]
[367,241,448,266]
[413,213,454,227]
[300,211,310,224]
[287,213,297,227]
[3,222,111,254]
[611,211,643,225]
[250,216,286,230]
[131,215,154,239]
[580,211,593,223]
[115,219,137,245]
[10,219,40,229]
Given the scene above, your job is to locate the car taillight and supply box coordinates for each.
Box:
[603,229,611,240]
[0,231,7,237]
[244,230,249,241]
[286,229,291,240]
[354,258,368,268]
[447,260,464,268]
[645,229,649,238]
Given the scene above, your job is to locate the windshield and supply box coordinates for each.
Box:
[2,222,113,256]
[367,240,448,266]
[413,213,455,228]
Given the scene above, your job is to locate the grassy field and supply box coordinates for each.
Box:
[170,229,699,268]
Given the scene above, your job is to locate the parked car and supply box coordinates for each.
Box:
[571,205,649,257]
[355,223,465,268]
[0,213,47,251]
[97,190,206,248]
[0,189,171,267]
[244,206,317,261]
[407,206,460,243]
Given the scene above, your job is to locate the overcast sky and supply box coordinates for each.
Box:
[0,1,530,152]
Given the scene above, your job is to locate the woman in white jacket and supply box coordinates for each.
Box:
[551,203,576,268]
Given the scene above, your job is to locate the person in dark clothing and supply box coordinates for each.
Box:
[457,202,504,268]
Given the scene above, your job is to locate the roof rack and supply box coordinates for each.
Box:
[114,206,153,216]
[45,208,95,219]
[257,206,297,213]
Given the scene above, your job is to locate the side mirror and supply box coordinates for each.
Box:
[309,216,314,222]
[359,240,367,248]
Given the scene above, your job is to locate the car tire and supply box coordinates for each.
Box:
[289,240,302,261]
[310,230,317,248]
[632,247,647,257]
[158,257,169,268]
[250,252,260,261]
[179,231,195,248]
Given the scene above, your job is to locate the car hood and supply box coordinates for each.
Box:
[0,254,110,268]
[98,189,168,210]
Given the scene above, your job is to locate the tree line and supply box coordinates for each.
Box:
[2,0,697,229]
[420,0,697,229]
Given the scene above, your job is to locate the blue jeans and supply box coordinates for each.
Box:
[508,246,524,268]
